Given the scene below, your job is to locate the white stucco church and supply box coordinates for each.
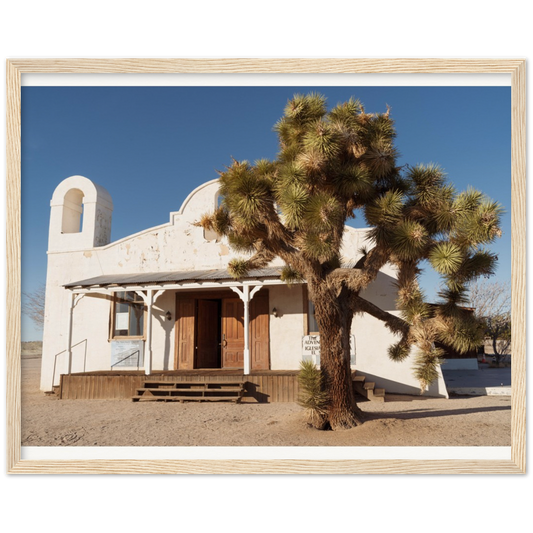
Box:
[40,175,448,400]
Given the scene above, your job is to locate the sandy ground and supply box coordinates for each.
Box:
[21,355,511,447]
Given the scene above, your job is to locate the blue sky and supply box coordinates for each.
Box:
[21,85,511,341]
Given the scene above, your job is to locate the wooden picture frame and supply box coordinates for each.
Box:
[6,58,526,474]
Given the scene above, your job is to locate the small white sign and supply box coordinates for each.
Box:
[302,335,356,366]
[115,312,129,330]
[302,335,321,365]
[111,340,144,368]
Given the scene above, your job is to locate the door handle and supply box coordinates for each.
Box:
[222,333,227,347]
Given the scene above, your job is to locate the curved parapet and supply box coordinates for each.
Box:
[171,179,220,223]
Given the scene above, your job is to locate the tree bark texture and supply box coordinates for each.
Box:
[312,287,363,429]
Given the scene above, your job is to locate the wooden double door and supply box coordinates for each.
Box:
[175,291,270,370]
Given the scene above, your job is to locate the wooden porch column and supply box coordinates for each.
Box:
[230,284,263,375]
[145,288,154,375]
[135,288,165,375]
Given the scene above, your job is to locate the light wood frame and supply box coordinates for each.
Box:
[110,291,147,341]
[7,58,525,474]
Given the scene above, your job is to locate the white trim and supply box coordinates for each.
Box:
[67,277,297,294]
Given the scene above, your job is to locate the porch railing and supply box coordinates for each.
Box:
[51,338,88,389]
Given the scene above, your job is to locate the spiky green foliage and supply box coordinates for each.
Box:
[435,312,485,353]
[388,340,411,362]
[297,360,329,429]
[227,258,250,278]
[391,220,428,261]
[280,265,304,284]
[429,243,463,275]
[202,92,503,426]
[412,347,446,392]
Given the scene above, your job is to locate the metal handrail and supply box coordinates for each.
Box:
[51,340,141,389]
[51,338,88,390]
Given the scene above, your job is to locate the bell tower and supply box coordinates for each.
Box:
[48,175,113,252]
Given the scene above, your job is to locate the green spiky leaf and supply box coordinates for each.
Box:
[429,242,463,275]
[284,93,328,125]
[365,190,405,226]
[280,265,304,284]
[412,347,446,392]
[227,233,256,253]
[297,360,329,428]
[303,120,343,159]
[391,220,428,261]
[227,258,250,279]
[436,315,484,354]
[328,97,362,129]
[303,193,343,231]
[388,341,411,362]
[301,232,335,261]
[332,164,372,198]
[360,139,398,179]
[277,182,309,229]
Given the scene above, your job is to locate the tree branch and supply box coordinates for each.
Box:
[246,245,277,270]
[329,245,390,293]
[351,294,410,337]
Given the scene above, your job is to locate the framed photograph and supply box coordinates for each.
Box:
[4,57,526,475]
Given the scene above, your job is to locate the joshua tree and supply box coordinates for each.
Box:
[199,93,502,430]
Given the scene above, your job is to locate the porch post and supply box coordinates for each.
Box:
[65,292,85,376]
[242,285,251,375]
[145,288,154,375]
[66,291,75,375]
[135,288,165,375]
[230,284,263,376]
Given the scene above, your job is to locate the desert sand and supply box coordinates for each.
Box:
[21,354,511,447]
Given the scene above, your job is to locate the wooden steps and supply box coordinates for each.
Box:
[352,371,386,402]
[132,380,245,403]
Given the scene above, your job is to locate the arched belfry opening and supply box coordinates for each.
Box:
[49,176,113,252]
[62,188,85,233]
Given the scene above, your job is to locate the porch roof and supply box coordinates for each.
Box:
[63,267,286,290]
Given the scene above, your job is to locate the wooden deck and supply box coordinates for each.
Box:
[59,369,300,403]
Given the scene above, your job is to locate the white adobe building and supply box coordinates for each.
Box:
[40,175,448,398]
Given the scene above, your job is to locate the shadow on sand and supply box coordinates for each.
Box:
[364,402,511,422]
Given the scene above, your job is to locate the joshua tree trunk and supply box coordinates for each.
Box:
[313,289,364,429]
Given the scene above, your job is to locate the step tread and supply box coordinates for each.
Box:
[139,384,244,388]
[132,395,241,402]
[142,381,245,386]
[136,388,244,395]
[352,372,387,401]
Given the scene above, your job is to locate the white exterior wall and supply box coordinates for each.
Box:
[41,175,447,397]
[268,285,306,370]
[352,267,447,396]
